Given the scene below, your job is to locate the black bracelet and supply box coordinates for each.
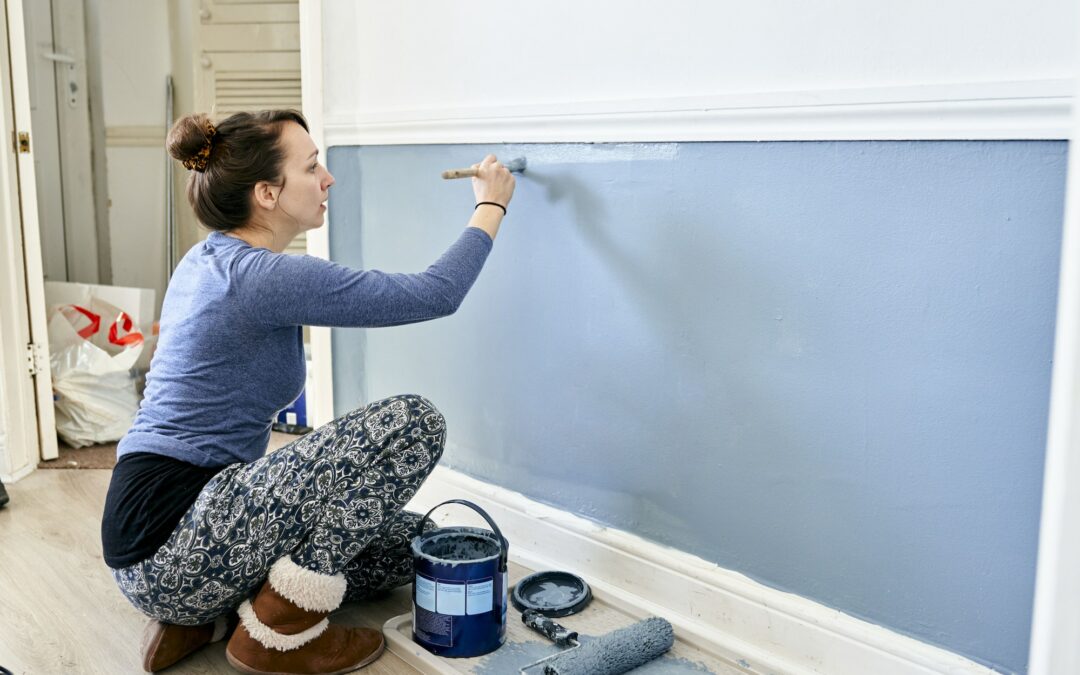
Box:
[475,201,507,216]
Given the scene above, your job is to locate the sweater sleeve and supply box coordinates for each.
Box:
[236,227,494,328]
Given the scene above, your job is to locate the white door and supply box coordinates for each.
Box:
[49,0,103,284]
[0,0,59,480]
[20,0,102,285]
[22,0,65,282]
[193,0,304,254]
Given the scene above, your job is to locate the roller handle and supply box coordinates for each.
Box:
[522,609,578,647]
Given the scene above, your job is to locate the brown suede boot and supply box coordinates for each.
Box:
[225,556,385,675]
[141,613,236,672]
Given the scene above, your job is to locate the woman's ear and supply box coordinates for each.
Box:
[252,181,279,211]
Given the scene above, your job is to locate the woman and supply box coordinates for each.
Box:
[101,110,514,674]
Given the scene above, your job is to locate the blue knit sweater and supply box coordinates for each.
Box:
[117,228,492,468]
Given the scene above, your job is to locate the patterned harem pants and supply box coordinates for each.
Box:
[111,394,444,625]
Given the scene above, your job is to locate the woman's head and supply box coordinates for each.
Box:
[167,110,334,237]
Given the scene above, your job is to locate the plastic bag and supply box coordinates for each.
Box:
[44,280,157,372]
[48,300,144,448]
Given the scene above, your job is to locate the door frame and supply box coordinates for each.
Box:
[1,0,58,481]
[1027,30,1080,674]
[299,0,334,427]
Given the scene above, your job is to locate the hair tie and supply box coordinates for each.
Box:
[475,201,507,216]
[183,119,217,172]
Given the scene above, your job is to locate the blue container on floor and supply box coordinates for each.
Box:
[411,500,508,658]
[276,389,307,427]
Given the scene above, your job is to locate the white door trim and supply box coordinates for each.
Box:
[13,0,57,463]
[1027,17,1080,673]
[0,0,37,479]
[299,0,334,427]
[1,0,58,478]
[322,80,1072,146]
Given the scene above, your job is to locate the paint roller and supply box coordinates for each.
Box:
[442,157,527,179]
[519,609,675,675]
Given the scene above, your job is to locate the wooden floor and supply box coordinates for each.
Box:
[0,469,421,674]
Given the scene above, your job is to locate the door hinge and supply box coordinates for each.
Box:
[12,130,30,154]
[26,342,46,376]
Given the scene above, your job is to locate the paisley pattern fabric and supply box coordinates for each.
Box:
[111,394,444,625]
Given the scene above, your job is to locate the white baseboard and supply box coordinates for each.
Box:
[1,461,36,484]
[408,466,998,675]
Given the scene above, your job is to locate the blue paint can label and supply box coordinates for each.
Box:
[415,574,436,612]
[436,581,466,615]
[413,605,453,647]
[466,578,493,615]
[501,571,508,625]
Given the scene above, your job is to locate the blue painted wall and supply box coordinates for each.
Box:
[326,141,1066,674]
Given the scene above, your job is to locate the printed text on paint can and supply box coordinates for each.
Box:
[414,573,494,616]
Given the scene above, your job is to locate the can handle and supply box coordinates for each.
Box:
[418,499,508,572]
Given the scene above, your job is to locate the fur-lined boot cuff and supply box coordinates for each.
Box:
[267,556,347,613]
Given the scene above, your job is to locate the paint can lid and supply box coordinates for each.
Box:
[511,570,592,617]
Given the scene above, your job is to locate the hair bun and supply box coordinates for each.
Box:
[167,113,217,172]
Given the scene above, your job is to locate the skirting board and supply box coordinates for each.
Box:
[1,462,36,485]
[407,466,998,675]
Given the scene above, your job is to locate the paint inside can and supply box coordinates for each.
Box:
[411,500,509,658]
[418,532,500,562]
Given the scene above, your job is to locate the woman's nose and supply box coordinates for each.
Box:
[325,170,335,188]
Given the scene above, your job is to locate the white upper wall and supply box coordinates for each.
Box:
[319,0,1076,142]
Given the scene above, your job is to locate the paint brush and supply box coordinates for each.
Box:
[442,157,527,179]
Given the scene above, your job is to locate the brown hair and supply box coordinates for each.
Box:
[166,110,309,232]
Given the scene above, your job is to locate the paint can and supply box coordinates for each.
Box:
[411,499,509,658]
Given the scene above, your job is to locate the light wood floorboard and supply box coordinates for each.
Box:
[0,469,420,675]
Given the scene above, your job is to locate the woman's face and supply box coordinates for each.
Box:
[275,121,335,232]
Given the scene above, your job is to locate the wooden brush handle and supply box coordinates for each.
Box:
[442,158,524,179]
[442,167,481,180]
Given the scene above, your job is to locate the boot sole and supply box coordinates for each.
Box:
[225,639,386,675]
